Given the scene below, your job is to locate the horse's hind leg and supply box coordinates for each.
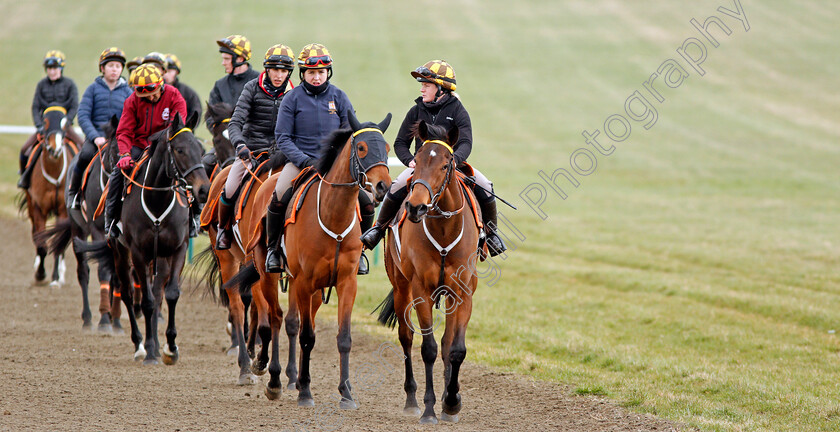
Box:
[114,244,143,360]
[35,246,47,282]
[393,285,420,416]
[440,296,472,423]
[49,251,65,288]
[74,244,92,330]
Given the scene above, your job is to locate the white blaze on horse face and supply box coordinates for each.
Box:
[430,150,437,158]
[222,130,229,140]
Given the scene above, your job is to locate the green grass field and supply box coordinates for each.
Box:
[1,1,838,430]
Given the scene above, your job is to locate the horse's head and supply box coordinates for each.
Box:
[41,105,68,158]
[162,112,211,204]
[347,110,393,203]
[204,102,235,165]
[405,120,458,223]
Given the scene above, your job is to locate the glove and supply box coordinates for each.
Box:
[236,145,250,161]
[116,155,134,169]
[302,157,316,168]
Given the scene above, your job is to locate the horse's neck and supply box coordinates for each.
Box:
[40,147,66,173]
[430,179,466,227]
[144,144,174,189]
[318,147,358,220]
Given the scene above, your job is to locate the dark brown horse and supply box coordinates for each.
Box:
[38,115,122,332]
[374,121,481,424]
[204,102,236,180]
[79,112,210,365]
[23,105,79,287]
[229,111,392,406]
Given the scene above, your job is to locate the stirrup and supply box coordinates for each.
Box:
[265,248,284,274]
[486,232,507,257]
[357,252,369,275]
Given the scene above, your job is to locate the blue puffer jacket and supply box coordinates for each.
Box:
[77,76,132,140]
[274,82,354,168]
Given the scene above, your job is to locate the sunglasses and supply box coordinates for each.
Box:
[268,55,294,63]
[302,55,332,67]
[414,66,455,83]
[134,82,160,95]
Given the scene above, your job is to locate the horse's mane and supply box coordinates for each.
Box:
[315,128,353,175]
[411,122,449,142]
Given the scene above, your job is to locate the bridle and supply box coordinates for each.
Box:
[320,127,387,189]
[410,140,460,218]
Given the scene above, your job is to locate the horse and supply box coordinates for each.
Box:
[21,105,79,287]
[196,142,286,385]
[37,115,123,332]
[78,112,210,365]
[204,102,236,180]
[228,111,393,405]
[373,121,482,424]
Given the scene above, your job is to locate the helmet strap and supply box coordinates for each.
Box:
[230,57,247,74]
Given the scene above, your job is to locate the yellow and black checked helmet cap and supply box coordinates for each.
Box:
[44,50,66,68]
[130,64,163,87]
[297,43,332,69]
[126,56,143,73]
[164,53,182,72]
[142,52,167,72]
[99,47,126,68]
[217,35,251,61]
[411,60,457,91]
[264,44,295,70]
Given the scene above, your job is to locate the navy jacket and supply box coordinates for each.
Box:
[31,75,78,128]
[274,82,353,168]
[206,64,259,130]
[77,76,132,140]
[394,94,473,167]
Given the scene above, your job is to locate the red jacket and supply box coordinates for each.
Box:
[116,84,187,155]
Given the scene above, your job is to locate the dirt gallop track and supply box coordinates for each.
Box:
[0,217,681,431]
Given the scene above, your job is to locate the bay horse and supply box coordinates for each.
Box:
[22,105,79,286]
[374,121,481,424]
[228,111,392,405]
[79,112,210,365]
[196,143,286,385]
[37,115,122,332]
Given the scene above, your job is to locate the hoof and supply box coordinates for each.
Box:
[133,345,147,361]
[143,357,159,366]
[419,415,438,425]
[226,322,232,336]
[98,323,112,333]
[49,280,61,289]
[339,399,358,410]
[264,385,282,400]
[112,319,125,335]
[441,412,459,423]
[226,346,239,357]
[251,362,267,376]
[298,397,315,407]
[287,382,298,391]
[237,373,258,386]
[442,394,462,415]
[162,345,179,365]
[82,320,93,331]
[403,406,421,416]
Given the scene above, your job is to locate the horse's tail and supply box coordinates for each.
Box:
[72,238,114,275]
[15,191,27,215]
[222,262,260,300]
[34,217,73,254]
[372,289,398,329]
[190,244,225,306]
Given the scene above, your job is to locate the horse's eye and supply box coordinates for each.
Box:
[175,148,184,154]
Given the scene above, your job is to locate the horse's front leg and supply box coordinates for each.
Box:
[162,248,186,366]
[28,201,47,283]
[134,253,159,365]
[413,288,439,424]
[440,295,471,423]
[336,275,358,410]
[295,282,316,407]
[49,250,65,288]
[73,242,92,330]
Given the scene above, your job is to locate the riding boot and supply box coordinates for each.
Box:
[265,189,291,273]
[67,165,84,209]
[17,146,42,189]
[215,193,235,250]
[360,189,406,249]
[478,196,507,257]
[357,208,375,275]
[104,171,124,240]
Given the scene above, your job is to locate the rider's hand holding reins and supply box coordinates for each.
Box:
[116,154,134,169]
[236,144,250,161]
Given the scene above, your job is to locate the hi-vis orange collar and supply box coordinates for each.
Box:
[423,139,453,154]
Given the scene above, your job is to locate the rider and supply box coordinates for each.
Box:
[264,43,375,275]
[67,47,132,209]
[126,56,143,75]
[103,64,187,239]
[215,44,295,250]
[361,60,507,256]
[163,53,202,124]
[141,52,167,74]
[18,50,82,189]
[206,35,259,131]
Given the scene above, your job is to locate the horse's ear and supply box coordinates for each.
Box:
[171,112,185,131]
[447,124,459,148]
[347,109,361,131]
[378,113,392,133]
[186,111,199,130]
[417,120,429,141]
